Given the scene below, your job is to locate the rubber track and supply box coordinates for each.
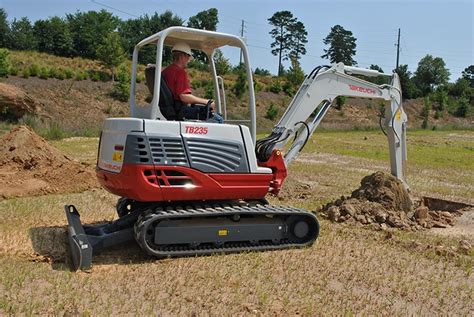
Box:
[134,202,319,258]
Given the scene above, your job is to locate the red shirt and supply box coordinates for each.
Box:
[162,63,192,101]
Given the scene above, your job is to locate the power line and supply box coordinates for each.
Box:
[90,0,140,18]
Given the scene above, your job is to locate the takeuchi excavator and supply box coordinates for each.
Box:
[65,27,408,270]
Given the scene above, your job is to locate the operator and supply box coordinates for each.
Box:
[162,42,224,123]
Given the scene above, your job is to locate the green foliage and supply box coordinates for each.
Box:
[335,96,346,110]
[288,21,307,61]
[448,78,471,97]
[9,64,18,76]
[43,121,66,140]
[266,102,279,120]
[455,97,470,117]
[112,63,131,102]
[75,71,87,81]
[66,10,120,59]
[213,49,230,75]
[28,63,40,77]
[204,84,214,100]
[118,11,183,65]
[268,80,282,94]
[187,8,218,63]
[321,25,357,66]
[461,65,474,87]
[9,17,36,50]
[34,17,74,56]
[0,9,9,48]
[0,48,11,77]
[268,11,296,76]
[22,68,30,78]
[422,96,431,129]
[434,87,448,112]
[286,57,305,86]
[96,32,125,81]
[254,68,271,76]
[188,59,209,71]
[64,68,74,79]
[396,64,420,99]
[413,54,450,96]
[282,81,294,96]
[233,70,247,98]
[39,66,50,79]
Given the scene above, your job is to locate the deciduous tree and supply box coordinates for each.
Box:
[187,8,219,63]
[461,65,474,87]
[9,17,36,50]
[413,54,450,96]
[0,9,9,48]
[97,32,125,81]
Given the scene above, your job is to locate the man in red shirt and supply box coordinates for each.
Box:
[162,42,223,123]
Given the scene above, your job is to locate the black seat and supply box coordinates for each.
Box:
[145,65,183,120]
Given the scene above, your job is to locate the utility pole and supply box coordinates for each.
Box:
[239,20,245,65]
[395,28,401,69]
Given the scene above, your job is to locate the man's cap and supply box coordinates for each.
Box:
[172,42,192,56]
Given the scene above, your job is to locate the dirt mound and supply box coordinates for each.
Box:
[320,171,461,230]
[0,82,43,120]
[0,125,99,199]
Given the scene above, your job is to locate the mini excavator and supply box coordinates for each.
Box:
[65,27,408,270]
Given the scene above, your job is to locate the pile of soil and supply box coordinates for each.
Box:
[319,171,461,230]
[0,125,99,199]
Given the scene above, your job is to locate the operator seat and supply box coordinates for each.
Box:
[145,64,183,120]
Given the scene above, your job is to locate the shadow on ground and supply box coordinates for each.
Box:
[29,225,151,271]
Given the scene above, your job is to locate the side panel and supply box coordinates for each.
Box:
[98,118,144,173]
[181,122,250,173]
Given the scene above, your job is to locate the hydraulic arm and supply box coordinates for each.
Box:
[256,63,408,188]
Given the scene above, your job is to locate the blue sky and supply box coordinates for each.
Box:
[2,0,473,80]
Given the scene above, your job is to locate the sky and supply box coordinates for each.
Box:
[1,0,473,81]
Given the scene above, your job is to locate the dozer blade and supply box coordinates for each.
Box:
[65,205,93,271]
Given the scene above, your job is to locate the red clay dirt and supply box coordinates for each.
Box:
[0,125,99,199]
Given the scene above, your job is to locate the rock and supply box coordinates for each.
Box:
[341,203,356,217]
[414,206,428,219]
[327,206,340,221]
[432,221,447,228]
[375,212,387,223]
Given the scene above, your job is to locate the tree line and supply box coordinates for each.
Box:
[0,7,472,113]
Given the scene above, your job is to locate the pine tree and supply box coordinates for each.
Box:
[321,25,357,66]
[268,11,296,76]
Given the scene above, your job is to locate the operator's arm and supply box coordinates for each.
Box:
[179,93,215,110]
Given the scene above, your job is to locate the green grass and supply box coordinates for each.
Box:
[300,129,474,170]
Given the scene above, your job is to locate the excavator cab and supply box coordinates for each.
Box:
[128,27,258,141]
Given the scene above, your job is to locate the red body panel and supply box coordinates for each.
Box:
[96,164,272,202]
[257,149,288,195]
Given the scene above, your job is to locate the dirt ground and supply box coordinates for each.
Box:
[0,126,99,199]
[0,129,472,315]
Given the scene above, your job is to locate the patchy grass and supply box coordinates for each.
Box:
[0,130,472,315]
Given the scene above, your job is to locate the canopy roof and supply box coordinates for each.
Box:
[136,26,245,52]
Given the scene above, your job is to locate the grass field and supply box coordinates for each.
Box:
[0,129,473,315]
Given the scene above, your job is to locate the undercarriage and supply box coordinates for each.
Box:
[66,199,320,271]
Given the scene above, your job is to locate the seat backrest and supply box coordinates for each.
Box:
[145,65,181,120]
